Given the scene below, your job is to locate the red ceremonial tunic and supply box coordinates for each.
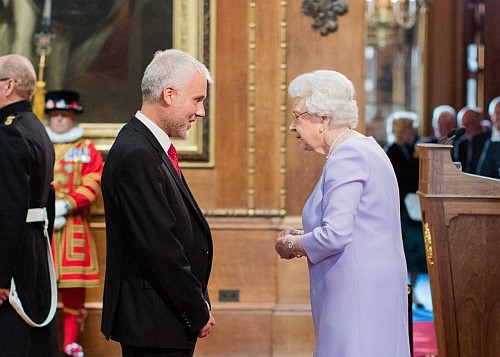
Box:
[51,139,102,288]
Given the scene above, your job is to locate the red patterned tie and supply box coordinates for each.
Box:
[167,144,182,178]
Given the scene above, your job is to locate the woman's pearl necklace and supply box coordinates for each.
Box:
[325,127,350,164]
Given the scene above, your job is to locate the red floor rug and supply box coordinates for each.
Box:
[413,321,438,356]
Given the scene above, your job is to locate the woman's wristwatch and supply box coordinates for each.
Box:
[287,237,303,258]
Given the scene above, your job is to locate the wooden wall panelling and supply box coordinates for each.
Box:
[196,307,273,357]
[272,313,315,357]
[425,0,500,128]
[185,0,250,210]
[276,257,310,305]
[207,224,277,303]
[484,0,500,108]
[425,0,466,127]
[252,0,285,210]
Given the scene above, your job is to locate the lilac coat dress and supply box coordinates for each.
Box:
[301,136,410,357]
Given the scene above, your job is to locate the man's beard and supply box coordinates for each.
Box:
[159,113,190,139]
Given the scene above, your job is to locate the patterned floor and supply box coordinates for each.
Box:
[411,274,438,357]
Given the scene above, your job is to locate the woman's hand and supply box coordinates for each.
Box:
[275,235,298,259]
[275,228,306,259]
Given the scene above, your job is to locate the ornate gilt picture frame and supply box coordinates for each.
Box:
[81,0,215,166]
[0,0,215,166]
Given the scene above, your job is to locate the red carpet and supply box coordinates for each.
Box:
[413,321,438,356]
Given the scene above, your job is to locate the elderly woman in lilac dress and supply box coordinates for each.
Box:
[275,70,410,357]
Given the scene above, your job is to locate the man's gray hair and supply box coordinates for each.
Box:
[432,105,456,127]
[288,70,358,129]
[141,49,213,104]
[457,105,482,127]
[0,54,37,99]
[488,97,500,116]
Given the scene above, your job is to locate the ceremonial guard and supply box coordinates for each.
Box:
[44,90,103,357]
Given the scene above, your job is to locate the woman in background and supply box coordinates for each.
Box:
[385,112,427,309]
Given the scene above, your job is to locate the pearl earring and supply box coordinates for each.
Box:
[319,127,324,133]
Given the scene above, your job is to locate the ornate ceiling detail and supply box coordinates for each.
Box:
[301,0,349,36]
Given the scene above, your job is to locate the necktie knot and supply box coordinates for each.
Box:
[167,144,182,178]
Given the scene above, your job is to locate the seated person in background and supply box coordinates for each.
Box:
[44,90,103,357]
[453,106,497,178]
[481,97,500,178]
[488,97,500,142]
[431,105,457,142]
[385,111,427,309]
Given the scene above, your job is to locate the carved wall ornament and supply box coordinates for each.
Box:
[301,0,349,36]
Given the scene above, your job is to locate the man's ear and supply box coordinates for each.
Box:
[163,86,175,105]
[5,79,15,97]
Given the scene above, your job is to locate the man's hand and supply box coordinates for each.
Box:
[0,287,9,305]
[197,312,215,338]
[198,302,215,338]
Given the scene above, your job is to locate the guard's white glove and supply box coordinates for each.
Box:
[53,216,67,230]
[55,200,69,217]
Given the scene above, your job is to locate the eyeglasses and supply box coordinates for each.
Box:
[0,78,16,83]
[292,111,309,122]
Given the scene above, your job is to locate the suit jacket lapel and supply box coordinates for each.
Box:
[128,118,210,235]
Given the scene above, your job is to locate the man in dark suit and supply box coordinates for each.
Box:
[0,54,58,356]
[101,49,215,357]
[453,106,497,178]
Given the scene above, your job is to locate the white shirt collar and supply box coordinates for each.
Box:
[135,110,173,154]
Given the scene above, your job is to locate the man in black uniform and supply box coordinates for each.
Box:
[0,54,58,356]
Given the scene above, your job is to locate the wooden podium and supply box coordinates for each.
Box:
[417,144,500,357]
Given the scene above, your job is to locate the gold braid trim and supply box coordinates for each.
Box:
[63,307,80,315]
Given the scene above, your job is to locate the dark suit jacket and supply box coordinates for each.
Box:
[478,140,500,179]
[101,117,213,349]
[453,131,491,175]
[0,101,55,321]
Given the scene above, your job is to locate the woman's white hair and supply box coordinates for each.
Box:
[142,49,213,104]
[432,105,456,127]
[488,96,500,116]
[288,70,358,128]
[386,111,419,145]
